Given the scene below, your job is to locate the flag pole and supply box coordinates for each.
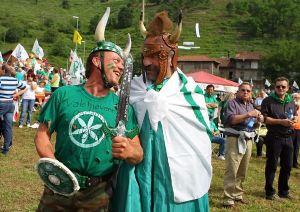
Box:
[4,44,16,64]
[82,41,86,63]
[66,59,69,72]
[5,54,12,65]
[72,16,79,51]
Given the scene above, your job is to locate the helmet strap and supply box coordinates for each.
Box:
[98,51,113,88]
[141,54,147,83]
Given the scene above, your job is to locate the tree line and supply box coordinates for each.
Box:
[226,0,300,81]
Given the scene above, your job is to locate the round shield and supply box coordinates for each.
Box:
[36,158,80,196]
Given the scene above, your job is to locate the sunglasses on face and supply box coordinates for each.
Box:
[240,89,251,93]
[275,85,287,89]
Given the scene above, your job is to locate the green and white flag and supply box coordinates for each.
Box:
[293,81,299,89]
[238,77,243,84]
[130,69,212,203]
[12,44,29,61]
[32,39,44,60]
[34,62,41,74]
[265,79,271,87]
[69,49,75,62]
[68,53,85,85]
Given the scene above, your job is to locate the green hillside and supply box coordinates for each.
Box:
[0,0,294,68]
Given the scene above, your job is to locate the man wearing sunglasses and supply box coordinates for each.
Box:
[223,82,263,207]
[261,77,296,200]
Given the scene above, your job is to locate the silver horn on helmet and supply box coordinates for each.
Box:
[169,10,182,44]
[123,33,132,58]
[95,7,110,42]
[139,0,147,38]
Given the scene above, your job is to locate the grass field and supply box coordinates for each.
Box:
[0,111,299,211]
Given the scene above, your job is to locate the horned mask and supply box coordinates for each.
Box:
[91,7,131,87]
[140,0,182,85]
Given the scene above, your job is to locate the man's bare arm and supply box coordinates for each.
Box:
[230,110,261,125]
[206,103,218,108]
[265,117,294,127]
[34,123,55,159]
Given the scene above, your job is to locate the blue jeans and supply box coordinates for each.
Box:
[0,101,15,153]
[212,136,225,156]
[19,99,35,125]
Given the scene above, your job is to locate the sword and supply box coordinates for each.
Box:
[106,37,133,193]
[115,53,133,136]
[100,34,133,137]
[114,33,133,136]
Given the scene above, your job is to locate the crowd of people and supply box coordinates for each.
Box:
[0,4,299,212]
[204,79,299,207]
[0,55,76,154]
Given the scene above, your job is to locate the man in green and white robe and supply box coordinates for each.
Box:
[130,10,212,212]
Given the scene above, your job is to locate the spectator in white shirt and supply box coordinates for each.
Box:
[18,76,37,128]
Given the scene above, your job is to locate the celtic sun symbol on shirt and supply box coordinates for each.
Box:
[69,111,106,148]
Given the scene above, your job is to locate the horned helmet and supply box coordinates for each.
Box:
[90,7,131,88]
[140,0,182,85]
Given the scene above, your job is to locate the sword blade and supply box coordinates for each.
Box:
[115,54,134,136]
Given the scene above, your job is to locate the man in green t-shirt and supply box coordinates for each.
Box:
[34,7,143,211]
[204,84,219,120]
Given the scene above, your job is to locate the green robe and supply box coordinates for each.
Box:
[126,70,212,212]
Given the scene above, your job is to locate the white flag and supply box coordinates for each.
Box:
[265,79,271,87]
[32,39,44,59]
[34,62,41,74]
[0,51,3,63]
[69,49,78,62]
[69,49,78,63]
[293,81,299,89]
[69,49,74,62]
[238,78,243,84]
[195,23,200,38]
[12,44,29,61]
[178,46,191,50]
[69,55,85,85]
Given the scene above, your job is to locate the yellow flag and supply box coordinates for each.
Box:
[73,30,82,44]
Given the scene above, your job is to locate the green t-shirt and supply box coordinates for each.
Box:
[16,72,25,81]
[37,69,47,77]
[210,120,218,133]
[48,72,53,81]
[44,83,51,92]
[38,85,139,177]
[204,93,218,119]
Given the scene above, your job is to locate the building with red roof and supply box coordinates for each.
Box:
[178,51,264,88]
[178,55,220,75]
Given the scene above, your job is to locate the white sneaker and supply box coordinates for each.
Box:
[217,155,226,160]
[31,123,39,129]
[27,124,31,127]
[19,125,23,128]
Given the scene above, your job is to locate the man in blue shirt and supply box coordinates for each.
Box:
[223,82,263,207]
[0,64,26,154]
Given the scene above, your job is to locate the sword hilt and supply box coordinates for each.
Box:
[116,121,126,136]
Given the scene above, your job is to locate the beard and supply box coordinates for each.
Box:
[144,64,160,82]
